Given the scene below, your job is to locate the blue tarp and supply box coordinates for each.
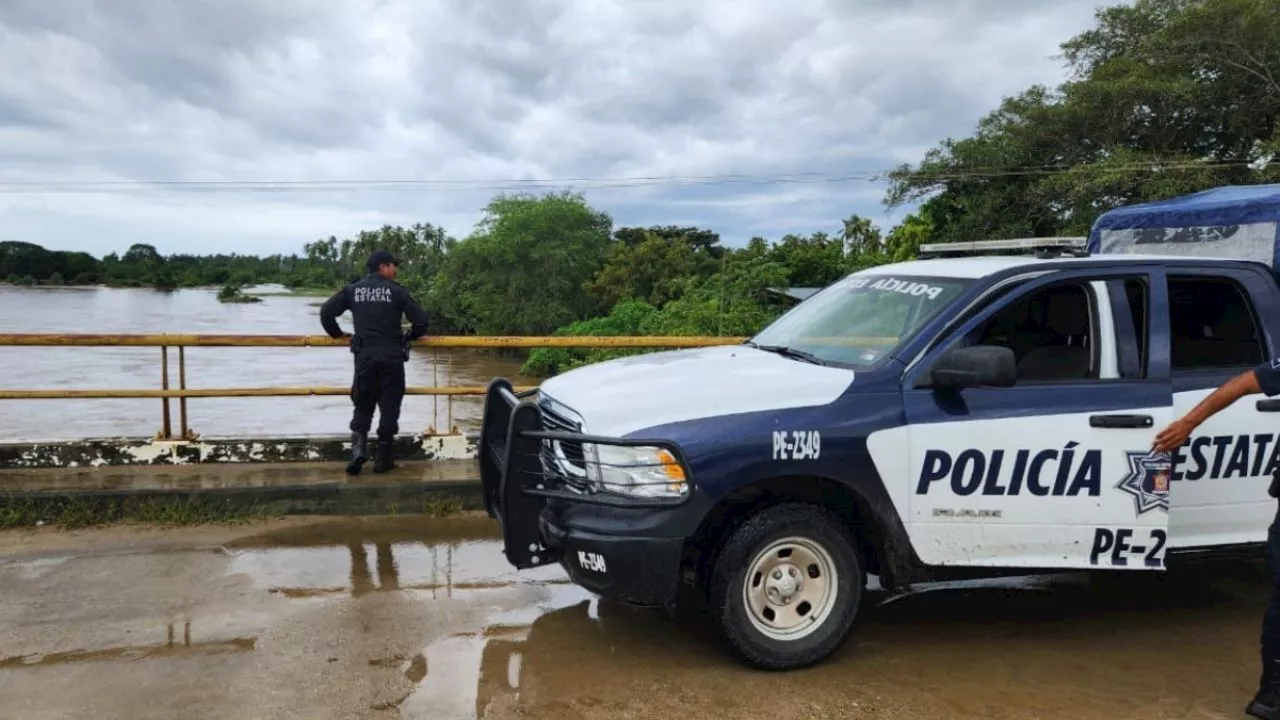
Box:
[1088,183,1280,267]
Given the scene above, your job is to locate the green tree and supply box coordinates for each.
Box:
[885,0,1280,243]
[521,300,664,375]
[882,211,935,262]
[334,224,450,283]
[653,254,791,336]
[430,191,613,335]
[841,215,883,258]
[584,227,723,310]
[121,243,163,267]
[0,241,101,284]
[523,252,791,375]
[767,232,846,287]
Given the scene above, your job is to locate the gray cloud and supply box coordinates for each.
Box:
[0,0,1114,255]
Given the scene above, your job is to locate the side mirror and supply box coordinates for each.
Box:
[925,345,1016,389]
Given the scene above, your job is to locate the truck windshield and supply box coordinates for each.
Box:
[748,273,975,367]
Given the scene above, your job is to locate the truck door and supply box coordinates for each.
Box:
[1163,264,1279,551]
[900,265,1174,571]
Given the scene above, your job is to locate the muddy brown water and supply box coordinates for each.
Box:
[0,513,1271,719]
[0,284,535,442]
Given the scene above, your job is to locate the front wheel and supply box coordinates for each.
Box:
[709,503,864,670]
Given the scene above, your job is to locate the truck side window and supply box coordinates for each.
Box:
[969,282,1097,382]
[1168,275,1265,370]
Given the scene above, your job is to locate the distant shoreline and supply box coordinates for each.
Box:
[0,282,336,298]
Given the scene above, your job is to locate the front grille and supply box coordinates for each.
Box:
[538,400,592,493]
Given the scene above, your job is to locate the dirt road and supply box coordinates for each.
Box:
[0,513,1270,719]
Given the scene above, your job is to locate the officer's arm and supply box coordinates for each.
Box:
[319,286,351,339]
[1180,368,1264,425]
[400,289,430,341]
[1153,361,1276,451]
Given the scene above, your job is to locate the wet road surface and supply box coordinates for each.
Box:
[0,513,1272,719]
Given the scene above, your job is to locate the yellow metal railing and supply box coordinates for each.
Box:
[0,333,746,440]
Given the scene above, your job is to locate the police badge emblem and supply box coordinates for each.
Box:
[1117,451,1172,515]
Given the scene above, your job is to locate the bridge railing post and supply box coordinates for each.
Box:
[158,344,172,440]
[446,350,454,434]
[429,346,439,435]
[178,345,193,440]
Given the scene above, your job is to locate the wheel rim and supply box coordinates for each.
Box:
[742,535,838,641]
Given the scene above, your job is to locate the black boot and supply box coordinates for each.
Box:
[346,432,368,475]
[1247,658,1280,719]
[373,440,396,473]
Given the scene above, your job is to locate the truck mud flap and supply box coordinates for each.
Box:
[478,379,557,570]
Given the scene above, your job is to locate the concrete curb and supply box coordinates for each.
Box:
[0,478,487,518]
[0,433,480,470]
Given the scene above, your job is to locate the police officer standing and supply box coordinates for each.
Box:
[319,250,429,475]
[1152,359,1280,719]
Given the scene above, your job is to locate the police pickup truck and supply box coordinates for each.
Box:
[479,186,1280,670]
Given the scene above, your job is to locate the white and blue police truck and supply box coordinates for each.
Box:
[479,184,1280,670]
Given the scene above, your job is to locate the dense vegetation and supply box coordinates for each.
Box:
[885,0,1280,242]
[3,0,1276,378]
[0,240,312,292]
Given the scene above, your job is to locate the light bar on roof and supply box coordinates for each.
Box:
[918,236,1088,258]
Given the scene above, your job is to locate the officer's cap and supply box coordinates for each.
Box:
[367,250,401,271]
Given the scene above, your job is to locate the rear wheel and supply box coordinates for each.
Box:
[708,503,864,670]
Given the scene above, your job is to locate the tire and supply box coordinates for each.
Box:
[708,502,864,671]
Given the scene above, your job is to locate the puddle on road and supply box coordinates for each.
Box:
[219,516,1274,718]
[10,555,72,580]
[221,515,570,600]
[0,620,257,669]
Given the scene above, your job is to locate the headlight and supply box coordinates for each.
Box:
[583,443,688,499]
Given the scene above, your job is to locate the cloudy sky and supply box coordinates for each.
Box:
[0,0,1113,258]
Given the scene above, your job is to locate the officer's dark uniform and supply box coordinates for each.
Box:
[1249,359,1280,719]
[319,250,429,475]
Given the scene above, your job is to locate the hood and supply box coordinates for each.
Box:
[536,345,856,437]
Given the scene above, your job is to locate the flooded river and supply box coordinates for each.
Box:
[0,285,533,442]
[0,513,1270,719]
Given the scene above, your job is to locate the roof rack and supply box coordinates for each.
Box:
[917,236,1089,259]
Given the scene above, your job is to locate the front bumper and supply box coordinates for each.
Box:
[540,513,684,606]
[478,379,696,606]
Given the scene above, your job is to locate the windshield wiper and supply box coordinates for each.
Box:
[745,342,827,365]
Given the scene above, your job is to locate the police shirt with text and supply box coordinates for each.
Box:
[1258,359,1280,397]
[319,274,429,356]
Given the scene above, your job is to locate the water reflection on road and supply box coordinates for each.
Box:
[0,285,534,441]
[0,514,1272,719]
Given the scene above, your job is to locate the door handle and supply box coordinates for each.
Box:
[1089,414,1154,429]
[1258,399,1280,412]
